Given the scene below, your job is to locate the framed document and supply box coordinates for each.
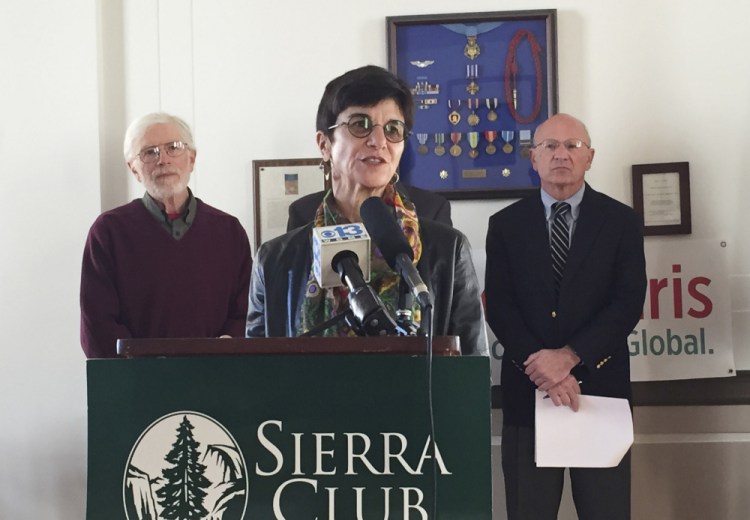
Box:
[252,158,326,251]
[387,9,558,200]
[632,162,692,236]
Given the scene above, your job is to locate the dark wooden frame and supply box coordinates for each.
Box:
[632,162,692,235]
[386,10,558,200]
[251,158,325,251]
[117,336,461,357]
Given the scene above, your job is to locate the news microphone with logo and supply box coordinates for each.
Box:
[312,223,371,288]
[312,223,398,336]
[360,197,434,309]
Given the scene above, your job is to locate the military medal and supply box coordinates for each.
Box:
[440,170,449,180]
[467,132,480,159]
[484,130,498,155]
[502,168,511,177]
[501,130,515,154]
[416,133,429,155]
[464,34,480,60]
[411,78,439,96]
[441,22,501,61]
[418,98,438,110]
[449,132,463,157]
[448,99,461,125]
[486,98,498,122]
[434,133,446,156]
[466,64,479,95]
[518,129,532,158]
[467,98,480,126]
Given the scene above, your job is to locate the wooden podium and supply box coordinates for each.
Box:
[87,337,492,519]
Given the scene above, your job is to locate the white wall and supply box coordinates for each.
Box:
[2,0,749,518]
[0,1,99,518]
[193,0,748,369]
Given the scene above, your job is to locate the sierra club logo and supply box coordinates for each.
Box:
[124,411,248,520]
[123,414,451,518]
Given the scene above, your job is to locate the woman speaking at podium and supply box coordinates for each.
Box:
[245,65,487,357]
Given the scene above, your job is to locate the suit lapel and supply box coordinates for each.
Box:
[561,185,606,287]
[519,196,558,301]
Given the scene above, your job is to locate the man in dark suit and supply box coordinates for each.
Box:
[287,181,452,230]
[485,114,646,520]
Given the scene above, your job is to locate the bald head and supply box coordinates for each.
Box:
[530,113,595,200]
[533,113,591,147]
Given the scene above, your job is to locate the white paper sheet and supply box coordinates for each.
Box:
[534,390,633,468]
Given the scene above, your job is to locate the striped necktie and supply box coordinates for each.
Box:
[550,202,571,291]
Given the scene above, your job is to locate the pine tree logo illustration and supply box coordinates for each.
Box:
[123,412,248,520]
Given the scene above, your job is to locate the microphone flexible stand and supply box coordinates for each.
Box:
[300,309,358,337]
[302,282,415,338]
[396,280,419,336]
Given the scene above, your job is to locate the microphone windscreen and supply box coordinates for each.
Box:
[312,223,370,288]
[360,197,414,270]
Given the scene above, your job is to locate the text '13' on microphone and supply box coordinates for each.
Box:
[312,223,370,289]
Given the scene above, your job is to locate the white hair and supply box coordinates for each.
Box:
[123,112,195,160]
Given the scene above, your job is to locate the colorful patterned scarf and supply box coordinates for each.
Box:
[298,183,422,337]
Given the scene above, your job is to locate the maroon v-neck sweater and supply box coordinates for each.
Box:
[80,198,251,358]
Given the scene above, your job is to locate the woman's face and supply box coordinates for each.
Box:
[318,98,406,201]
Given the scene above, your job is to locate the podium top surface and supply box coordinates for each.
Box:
[116,336,461,358]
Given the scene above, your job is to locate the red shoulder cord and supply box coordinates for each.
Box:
[505,29,544,124]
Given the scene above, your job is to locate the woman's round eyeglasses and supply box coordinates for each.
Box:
[328,115,411,143]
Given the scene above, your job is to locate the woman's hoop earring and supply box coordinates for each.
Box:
[390,172,400,184]
[320,159,331,182]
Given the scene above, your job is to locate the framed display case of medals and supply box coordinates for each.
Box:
[252,158,328,252]
[387,10,558,199]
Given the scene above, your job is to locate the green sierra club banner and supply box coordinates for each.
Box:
[87,355,491,519]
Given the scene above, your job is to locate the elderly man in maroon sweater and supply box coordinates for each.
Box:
[80,112,251,358]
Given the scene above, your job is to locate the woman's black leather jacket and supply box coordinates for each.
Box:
[246,220,489,356]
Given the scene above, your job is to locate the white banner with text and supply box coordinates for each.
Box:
[630,239,735,381]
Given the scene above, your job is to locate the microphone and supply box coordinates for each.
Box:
[331,250,399,336]
[312,223,399,336]
[312,223,371,288]
[360,197,434,309]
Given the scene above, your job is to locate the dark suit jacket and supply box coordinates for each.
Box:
[485,184,647,426]
[287,182,452,231]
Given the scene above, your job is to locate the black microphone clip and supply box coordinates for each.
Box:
[331,250,401,336]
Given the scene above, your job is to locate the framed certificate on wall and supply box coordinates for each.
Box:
[252,158,325,251]
[632,162,692,236]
